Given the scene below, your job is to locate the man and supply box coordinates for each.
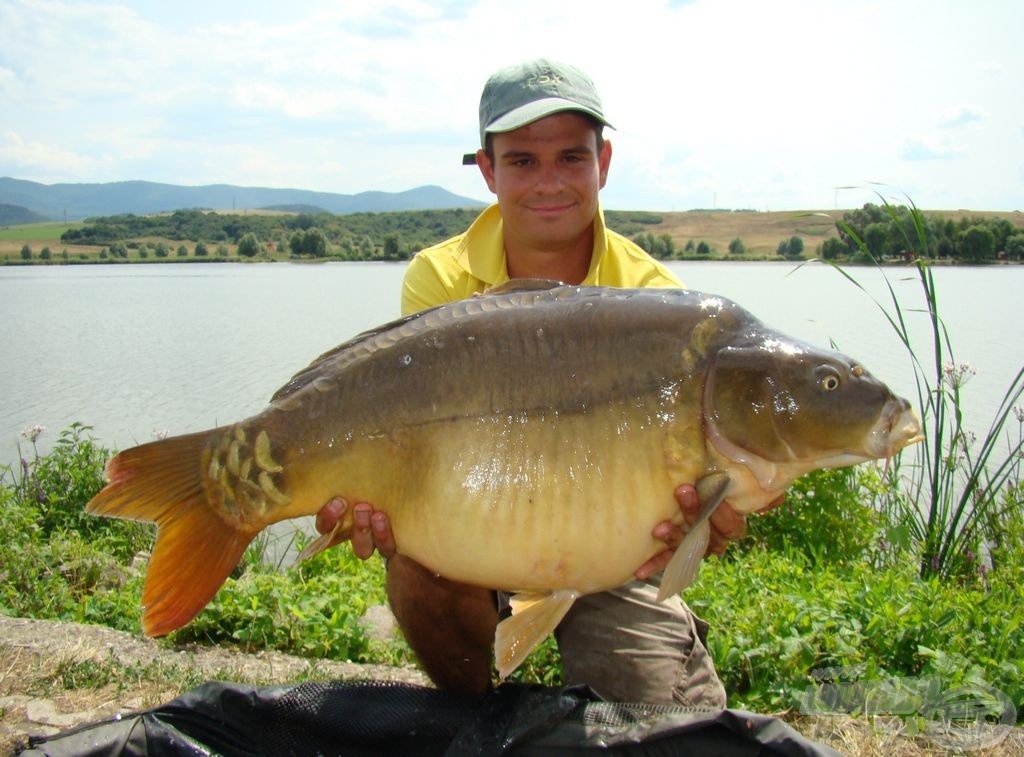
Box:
[316,59,753,706]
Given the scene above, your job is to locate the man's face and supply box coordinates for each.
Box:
[477,112,612,254]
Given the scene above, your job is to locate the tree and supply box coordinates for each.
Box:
[237,232,261,258]
[20,244,31,261]
[821,238,846,260]
[1005,233,1024,261]
[194,242,209,257]
[956,225,995,262]
[176,244,188,257]
[154,242,169,258]
[728,237,745,255]
[40,246,52,261]
[776,235,804,258]
[216,243,229,257]
[696,240,711,255]
[862,223,889,258]
[383,233,401,260]
[303,228,328,257]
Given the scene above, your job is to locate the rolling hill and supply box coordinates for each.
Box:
[0,177,486,221]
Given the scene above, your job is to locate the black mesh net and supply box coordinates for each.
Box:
[18,680,840,756]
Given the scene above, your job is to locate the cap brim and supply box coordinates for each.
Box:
[482,97,613,144]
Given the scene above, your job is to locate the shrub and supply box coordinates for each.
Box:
[0,424,149,626]
[742,467,882,567]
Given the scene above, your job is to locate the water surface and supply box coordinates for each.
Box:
[1,261,1020,469]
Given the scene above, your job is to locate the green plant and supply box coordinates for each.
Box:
[14,423,151,561]
[826,193,1024,579]
[0,425,148,625]
[688,546,1024,715]
[743,466,882,567]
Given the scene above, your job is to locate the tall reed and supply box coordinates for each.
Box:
[825,193,1023,579]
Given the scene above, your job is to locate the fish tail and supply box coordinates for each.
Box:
[87,430,257,637]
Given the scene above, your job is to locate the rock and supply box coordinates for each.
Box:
[359,604,398,642]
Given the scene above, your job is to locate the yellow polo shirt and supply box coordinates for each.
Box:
[401,203,683,316]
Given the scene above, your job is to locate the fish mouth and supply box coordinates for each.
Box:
[869,398,924,457]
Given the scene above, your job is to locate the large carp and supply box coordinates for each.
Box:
[88,282,921,677]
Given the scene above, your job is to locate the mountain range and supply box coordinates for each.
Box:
[0,177,486,222]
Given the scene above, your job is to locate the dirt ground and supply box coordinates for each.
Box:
[1,615,1020,755]
[0,615,428,754]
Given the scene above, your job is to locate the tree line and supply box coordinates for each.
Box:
[823,203,1024,262]
[60,207,481,261]
[56,204,1022,264]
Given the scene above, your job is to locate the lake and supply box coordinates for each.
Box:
[1,261,1021,472]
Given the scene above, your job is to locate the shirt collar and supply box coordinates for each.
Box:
[457,202,608,287]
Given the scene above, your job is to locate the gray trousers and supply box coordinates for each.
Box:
[504,577,727,707]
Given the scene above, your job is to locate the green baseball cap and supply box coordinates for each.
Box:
[473,58,613,153]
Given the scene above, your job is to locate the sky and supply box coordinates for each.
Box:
[1,0,1022,212]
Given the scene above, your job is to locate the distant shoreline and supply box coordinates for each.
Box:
[2,207,1021,264]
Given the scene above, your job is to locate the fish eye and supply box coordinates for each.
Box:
[815,366,842,392]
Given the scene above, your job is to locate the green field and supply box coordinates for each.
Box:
[0,221,78,241]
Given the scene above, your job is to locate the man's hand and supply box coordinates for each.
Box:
[633,485,784,581]
[315,497,397,560]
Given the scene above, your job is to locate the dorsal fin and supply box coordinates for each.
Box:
[483,278,564,296]
[269,311,424,402]
[271,279,565,404]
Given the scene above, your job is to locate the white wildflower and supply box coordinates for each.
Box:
[20,424,45,443]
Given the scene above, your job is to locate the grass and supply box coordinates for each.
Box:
[0,222,78,241]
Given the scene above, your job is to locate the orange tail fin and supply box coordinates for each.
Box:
[87,430,257,637]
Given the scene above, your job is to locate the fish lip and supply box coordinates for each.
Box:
[874,400,924,456]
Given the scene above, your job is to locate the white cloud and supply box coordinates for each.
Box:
[901,134,968,162]
[1,0,1022,209]
[938,104,986,128]
[976,60,1007,76]
[0,131,99,176]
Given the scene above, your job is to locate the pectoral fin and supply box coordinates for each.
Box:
[296,522,348,562]
[494,589,579,678]
[656,472,731,601]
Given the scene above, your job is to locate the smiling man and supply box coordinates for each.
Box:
[316,59,748,706]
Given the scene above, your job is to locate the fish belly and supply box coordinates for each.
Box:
[297,403,688,595]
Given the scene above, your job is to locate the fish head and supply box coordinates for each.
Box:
[704,338,922,493]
